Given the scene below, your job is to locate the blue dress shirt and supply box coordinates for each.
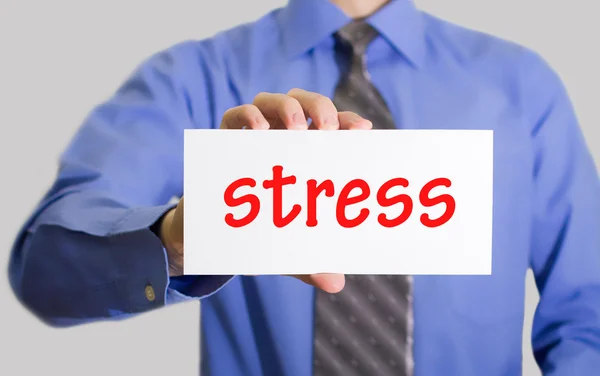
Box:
[8,0,600,375]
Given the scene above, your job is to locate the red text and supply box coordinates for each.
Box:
[223,165,456,229]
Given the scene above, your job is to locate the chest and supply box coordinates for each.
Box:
[210,58,534,317]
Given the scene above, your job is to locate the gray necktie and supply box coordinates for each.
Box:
[312,21,414,376]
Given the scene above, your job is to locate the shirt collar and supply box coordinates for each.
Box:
[279,0,426,68]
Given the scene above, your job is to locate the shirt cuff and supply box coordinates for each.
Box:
[114,205,235,306]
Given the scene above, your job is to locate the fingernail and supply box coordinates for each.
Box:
[292,112,307,128]
[256,117,271,129]
[353,119,372,130]
[330,275,345,292]
[324,114,339,128]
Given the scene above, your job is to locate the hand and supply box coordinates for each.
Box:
[220,88,372,131]
[161,89,372,293]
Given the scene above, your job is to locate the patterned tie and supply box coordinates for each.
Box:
[312,21,414,376]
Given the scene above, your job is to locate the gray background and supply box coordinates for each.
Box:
[0,1,597,375]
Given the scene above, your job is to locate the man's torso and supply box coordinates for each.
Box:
[175,3,540,375]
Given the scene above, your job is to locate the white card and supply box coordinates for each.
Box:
[183,129,493,275]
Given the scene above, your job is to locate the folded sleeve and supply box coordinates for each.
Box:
[522,52,600,374]
[8,41,233,327]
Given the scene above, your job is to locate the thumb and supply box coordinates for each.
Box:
[291,273,345,294]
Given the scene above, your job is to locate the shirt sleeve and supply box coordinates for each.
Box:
[523,52,600,374]
[8,41,233,328]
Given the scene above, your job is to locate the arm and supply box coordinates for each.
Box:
[524,53,600,374]
[8,42,231,327]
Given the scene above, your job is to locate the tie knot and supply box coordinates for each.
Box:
[335,21,379,55]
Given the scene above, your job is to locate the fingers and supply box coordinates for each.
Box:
[291,273,346,294]
[221,91,371,132]
[338,111,373,130]
[253,92,308,130]
[287,88,339,130]
[220,104,270,130]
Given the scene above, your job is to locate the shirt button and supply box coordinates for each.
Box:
[145,285,156,302]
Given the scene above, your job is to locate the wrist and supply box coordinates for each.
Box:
[159,208,178,253]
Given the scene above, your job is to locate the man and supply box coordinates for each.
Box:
[8,0,600,375]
